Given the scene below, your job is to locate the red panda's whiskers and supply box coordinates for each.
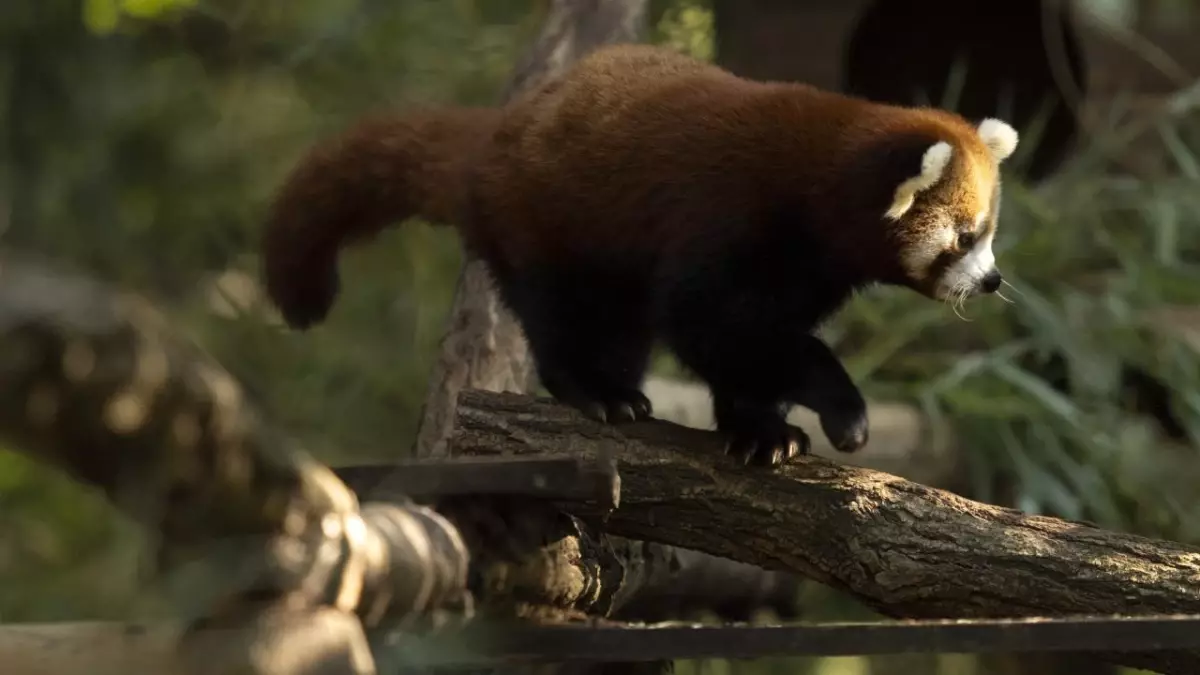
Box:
[1000,278,1025,298]
[950,284,973,322]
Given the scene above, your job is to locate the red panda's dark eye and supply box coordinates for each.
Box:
[956,231,977,251]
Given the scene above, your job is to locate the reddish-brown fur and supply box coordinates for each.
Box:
[260,44,1003,467]
[261,107,498,324]
[470,46,997,289]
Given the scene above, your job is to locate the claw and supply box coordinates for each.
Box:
[558,387,654,425]
[785,438,801,460]
[722,420,810,468]
[609,402,637,423]
[629,392,654,420]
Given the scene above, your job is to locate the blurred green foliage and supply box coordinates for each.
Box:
[0,2,1196,675]
[83,0,198,35]
[653,0,712,61]
[0,0,541,622]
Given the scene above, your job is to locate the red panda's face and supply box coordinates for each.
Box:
[883,118,1018,305]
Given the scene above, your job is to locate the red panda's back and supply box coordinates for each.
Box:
[462,44,993,276]
[466,45,774,269]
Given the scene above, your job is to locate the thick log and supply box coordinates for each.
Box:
[450,389,1200,675]
[0,251,469,629]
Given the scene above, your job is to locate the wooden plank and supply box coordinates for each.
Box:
[8,614,1200,674]
[380,615,1200,667]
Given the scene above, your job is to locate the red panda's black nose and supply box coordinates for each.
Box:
[981,270,1003,294]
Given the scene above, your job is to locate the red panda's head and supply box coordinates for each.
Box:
[881,117,1019,303]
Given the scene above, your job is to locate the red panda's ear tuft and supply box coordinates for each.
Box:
[977,118,1019,163]
[884,141,953,221]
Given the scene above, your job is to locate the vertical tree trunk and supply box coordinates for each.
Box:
[407,1,665,673]
[411,0,650,462]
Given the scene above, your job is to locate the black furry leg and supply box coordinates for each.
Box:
[706,337,869,464]
[658,259,867,464]
[785,335,870,454]
[538,361,653,424]
[501,265,655,425]
[713,394,810,467]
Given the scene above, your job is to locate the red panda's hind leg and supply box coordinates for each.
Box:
[538,364,653,424]
[501,264,655,424]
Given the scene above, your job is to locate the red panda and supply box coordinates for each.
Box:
[261,44,1019,467]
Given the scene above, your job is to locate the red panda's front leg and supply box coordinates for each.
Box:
[783,335,870,455]
[660,300,840,467]
[712,394,811,467]
[656,255,868,466]
[707,335,870,468]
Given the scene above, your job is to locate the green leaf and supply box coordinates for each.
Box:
[82,0,121,34]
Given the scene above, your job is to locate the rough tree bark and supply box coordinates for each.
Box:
[450,390,1200,675]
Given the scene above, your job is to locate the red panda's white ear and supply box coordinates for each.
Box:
[885,141,953,220]
[977,118,1019,162]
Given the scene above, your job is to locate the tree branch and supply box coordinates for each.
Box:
[451,390,1200,675]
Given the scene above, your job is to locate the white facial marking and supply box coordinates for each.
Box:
[885,141,953,220]
[901,226,954,277]
[977,118,1019,162]
[938,230,996,298]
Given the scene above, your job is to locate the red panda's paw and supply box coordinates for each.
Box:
[576,397,651,424]
[722,418,811,468]
[623,391,654,420]
[552,385,654,425]
[597,389,653,424]
[819,405,870,454]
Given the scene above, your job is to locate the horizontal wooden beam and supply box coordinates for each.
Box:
[0,608,373,675]
[11,613,1200,674]
[383,614,1200,667]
